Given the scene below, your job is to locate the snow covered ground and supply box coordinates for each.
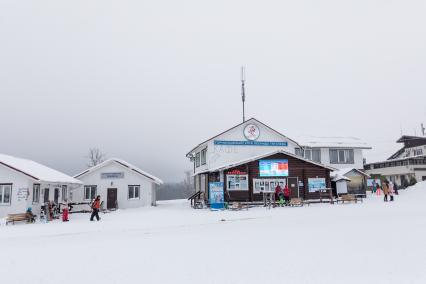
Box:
[2,182,426,284]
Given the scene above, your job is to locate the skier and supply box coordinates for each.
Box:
[284,185,291,206]
[90,195,101,221]
[61,199,69,222]
[25,207,36,223]
[275,184,284,206]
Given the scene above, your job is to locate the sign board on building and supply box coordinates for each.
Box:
[101,172,125,179]
[17,188,29,201]
[243,124,260,141]
[209,182,224,210]
[308,178,326,192]
[214,140,288,147]
[259,160,289,177]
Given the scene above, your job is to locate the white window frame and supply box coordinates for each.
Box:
[84,185,97,200]
[61,185,68,201]
[128,185,140,200]
[201,148,207,165]
[195,152,201,167]
[33,184,40,204]
[0,184,12,206]
[253,179,286,194]
[330,149,354,164]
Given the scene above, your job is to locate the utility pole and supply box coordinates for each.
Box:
[241,66,246,122]
[421,123,425,136]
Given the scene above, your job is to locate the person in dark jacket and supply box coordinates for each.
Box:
[394,182,399,195]
[90,195,101,221]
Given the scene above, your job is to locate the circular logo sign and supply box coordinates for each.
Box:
[243,124,260,141]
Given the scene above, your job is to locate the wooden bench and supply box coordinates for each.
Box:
[289,198,304,207]
[337,194,359,204]
[6,213,36,225]
[229,202,248,211]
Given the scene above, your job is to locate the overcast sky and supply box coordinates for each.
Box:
[1,1,425,182]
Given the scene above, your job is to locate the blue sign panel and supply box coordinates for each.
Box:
[209,182,225,210]
[214,140,288,147]
[308,178,326,192]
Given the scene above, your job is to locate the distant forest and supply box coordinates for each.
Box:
[157,171,194,201]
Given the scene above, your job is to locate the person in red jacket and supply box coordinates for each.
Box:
[284,185,291,206]
[90,195,101,221]
[275,184,284,206]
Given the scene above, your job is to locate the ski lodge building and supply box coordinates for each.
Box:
[74,159,163,210]
[0,154,82,218]
[186,118,340,202]
[364,135,426,186]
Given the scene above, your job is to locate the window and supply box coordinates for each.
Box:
[33,184,40,203]
[304,149,312,160]
[195,152,201,167]
[128,185,140,199]
[62,185,68,201]
[84,186,97,200]
[201,148,207,165]
[312,149,321,163]
[0,184,12,206]
[330,149,354,164]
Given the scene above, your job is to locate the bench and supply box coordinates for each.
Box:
[6,213,36,225]
[289,198,304,207]
[229,202,248,211]
[337,194,359,204]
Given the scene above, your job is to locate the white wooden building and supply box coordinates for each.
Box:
[0,154,82,218]
[73,159,163,210]
[295,135,371,170]
[186,118,300,194]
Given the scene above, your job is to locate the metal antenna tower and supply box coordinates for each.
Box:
[241,66,246,122]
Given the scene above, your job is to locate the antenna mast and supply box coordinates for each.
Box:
[241,66,246,122]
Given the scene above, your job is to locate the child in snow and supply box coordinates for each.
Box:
[90,195,101,221]
[61,199,69,222]
[25,207,36,223]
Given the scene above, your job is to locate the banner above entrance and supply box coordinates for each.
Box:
[214,140,288,147]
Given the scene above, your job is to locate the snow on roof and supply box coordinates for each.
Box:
[74,158,163,185]
[296,135,372,149]
[196,149,336,175]
[331,167,370,182]
[0,154,82,184]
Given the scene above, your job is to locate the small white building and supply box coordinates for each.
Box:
[73,159,163,210]
[295,135,372,170]
[0,154,82,218]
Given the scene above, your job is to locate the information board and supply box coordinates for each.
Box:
[209,182,224,210]
[308,178,326,192]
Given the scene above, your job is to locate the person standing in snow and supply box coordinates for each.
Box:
[372,181,377,195]
[389,182,395,202]
[61,199,69,222]
[284,185,291,206]
[383,180,389,202]
[90,195,101,221]
[394,182,399,195]
[275,184,283,206]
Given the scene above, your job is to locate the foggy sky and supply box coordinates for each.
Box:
[1,0,425,182]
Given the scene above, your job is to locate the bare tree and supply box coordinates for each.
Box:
[87,148,106,167]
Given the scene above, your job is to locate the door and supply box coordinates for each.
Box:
[54,188,60,204]
[44,188,50,203]
[107,188,118,209]
[287,177,299,198]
